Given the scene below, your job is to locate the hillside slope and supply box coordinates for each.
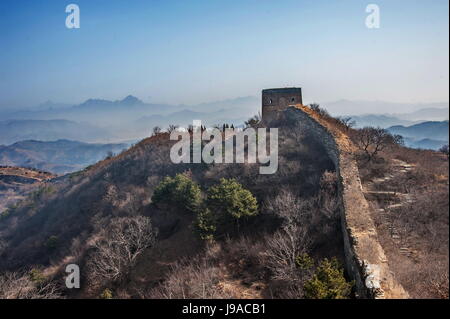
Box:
[0,167,55,214]
[0,119,344,299]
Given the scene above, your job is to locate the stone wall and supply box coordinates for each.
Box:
[283,106,409,299]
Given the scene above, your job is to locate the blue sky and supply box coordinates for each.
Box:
[0,0,448,108]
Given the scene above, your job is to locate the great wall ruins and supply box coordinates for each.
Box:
[262,88,409,298]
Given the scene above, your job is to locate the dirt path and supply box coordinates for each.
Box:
[363,159,417,257]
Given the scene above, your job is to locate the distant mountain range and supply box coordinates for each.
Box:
[0,119,114,145]
[1,95,259,125]
[0,140,128,174]
[388,121,449,141]
[0,96,261,174]
[401,138,447,150]
[349,108,449,128]
[0,96,448,150]
[349,114,418,128]
[0,95,260,143]
[387,121,449,150]
[392,107,450,122]
[325,100,449,117]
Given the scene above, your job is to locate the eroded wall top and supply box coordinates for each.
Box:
[283,106,409,299]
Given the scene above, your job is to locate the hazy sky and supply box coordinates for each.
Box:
[0,0,448,108]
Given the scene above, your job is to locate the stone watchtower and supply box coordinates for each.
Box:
[262,87,303,119]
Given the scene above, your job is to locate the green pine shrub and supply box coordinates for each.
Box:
[207,178,258,220]
[195,207,217,241]
[304,257,353,299]
[152,173,202,212]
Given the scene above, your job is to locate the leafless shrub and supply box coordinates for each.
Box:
[273,282,306,299]
[147,258,230,299]
[265,229,309,282]
[393,188,448,253]
[152,126,162,136]
[265,189,307,225]
[309,103,330,118]
[220,236,267,282]
[87,216,157,283]
[245,113,262,128]
[307,104,353,134]
[389,252,449,299]
[223,236,265,263]
[0,272,60,299]
[429,270,449,299]
[167,124,179,133]
[264,190,311,281]
[336,117,356,132]
[439,144,449,159]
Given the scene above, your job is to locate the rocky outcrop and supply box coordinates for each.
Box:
[284,106,409,299]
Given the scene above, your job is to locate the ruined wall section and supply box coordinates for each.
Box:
[284,106,409,299]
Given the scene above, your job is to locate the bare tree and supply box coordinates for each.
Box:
[266,189,306,225]
[337,117,356,132]
[265,226,310,281]
[105,151,114,160]
[245,113,261,128]
[439,144,449,159]
[167,124,179,133]
[87,216,157,282]
[264,190,311,281]
[354,127,402,160]
[152,126,162,136]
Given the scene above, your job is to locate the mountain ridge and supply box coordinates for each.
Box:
[0,139,128,174]
[387,120,449,150]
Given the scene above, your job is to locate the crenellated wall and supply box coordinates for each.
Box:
[283,106,409,299]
